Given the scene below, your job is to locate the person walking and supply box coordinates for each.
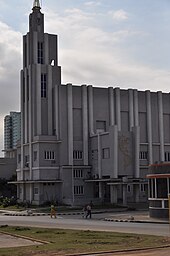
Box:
[86,204,92,219]
[82,204,87,218]
[50,204,56,218]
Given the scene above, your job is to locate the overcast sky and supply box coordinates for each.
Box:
[0,0,170,156]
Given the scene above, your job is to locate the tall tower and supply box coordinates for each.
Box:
[17,0,62,204]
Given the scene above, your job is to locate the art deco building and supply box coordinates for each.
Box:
[13,1,170,206]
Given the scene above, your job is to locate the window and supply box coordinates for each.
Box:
[27,75,29,101]
[74,185,84,195]
[34,151,37,161]
[19,187,22,194]
[34,187,39,195]
[73,150,83,160]
[74,169,83,178]
[41,74,47,98]
[96,120,106,134]
[165,152,170,162]
[44,151,55,160]
[23,77,25,103]
[18,154,21,163]
[25,155,29,167]
[140,184,145,192]
[127,184,131,193]
[92,150,98,160]
[38,42,43,64]
[139,151,148,160]
[102,148,110,159]
[157,178,167,198]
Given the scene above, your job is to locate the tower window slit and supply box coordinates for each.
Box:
[41,74,47,98]
[38,42,43,64]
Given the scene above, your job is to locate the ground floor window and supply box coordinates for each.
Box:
[74,185,84,195]
[44,151,55,160]
[73,150,83,160]
[140,183,146,192]
[139,151,148,160]
[74,169,83,178]
[34,187,39,195]
[127,184,131,193]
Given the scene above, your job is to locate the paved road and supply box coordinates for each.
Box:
[0,213,170,256]
[0,214,169,237]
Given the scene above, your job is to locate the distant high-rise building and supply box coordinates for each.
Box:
[4,112,21,157]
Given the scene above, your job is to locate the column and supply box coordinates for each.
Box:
[110,186,118,204]
[67,84,73,165]
[54,85,59,139]
[88,85,94,135]
[134,89,139,126]
[98,133,102,200]
[24,68,28,143]
[26,34,30,69]
[28,66,33,202]
[97,133,102,179]
[36,65,41,135]
[48,65,53,135]
[113,125,118,178]
[109,87,115,126]
[44,33,49,65]
[33,32,38,64]
[123,184,127,205]
[82,85,88,165]
[134,184,140,203]
[133,126,140,178]
[20,70,24,183]
[128,89,134,130]
[28,66,32,177]
[157,91,164,162]
[146,90,153,164]
[20,70,24,202]
[115,87,121,131]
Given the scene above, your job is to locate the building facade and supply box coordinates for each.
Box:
[4,112,21,158]
[13,1,170,206]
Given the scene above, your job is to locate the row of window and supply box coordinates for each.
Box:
[18,150,170,164]
[127,184,146,193]
[33,185,85,196]
[32,183,145,196]
[139,151,170,161]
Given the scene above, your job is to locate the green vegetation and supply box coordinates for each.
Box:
[0,226,169,256]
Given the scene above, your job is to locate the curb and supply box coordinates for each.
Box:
[104,218,169,224]
[0,230,49,245]
[2,210,121,217]
[66,245,170,256]
[2,210,169,224]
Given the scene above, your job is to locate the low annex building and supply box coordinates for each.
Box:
[11,1,170,206]
[147,163,170,219]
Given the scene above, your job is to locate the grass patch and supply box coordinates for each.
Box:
[0,226,170,256]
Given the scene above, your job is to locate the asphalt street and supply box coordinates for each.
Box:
[0,211,170,255]
[0,213,169,237]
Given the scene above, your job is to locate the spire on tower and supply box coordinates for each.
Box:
[33,0,41,9]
